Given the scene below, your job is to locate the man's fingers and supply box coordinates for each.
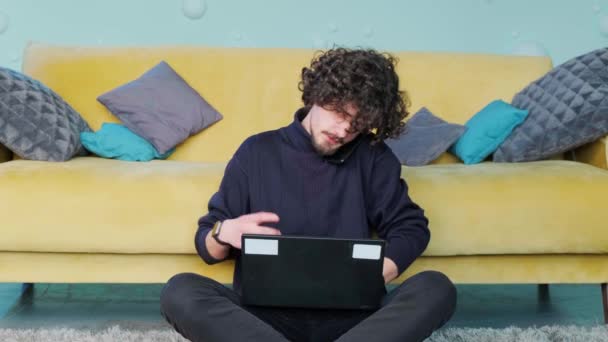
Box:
[241,212,280,224]
[255,226,282,235]
[242,225,281,236]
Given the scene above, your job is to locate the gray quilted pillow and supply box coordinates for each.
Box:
[493,48,608,162]
[0,67,91,161]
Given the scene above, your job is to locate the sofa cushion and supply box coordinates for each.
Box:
[450,100,528,164]
[0,67,91,161]
[0,157,224,254]
[386,107,465,166]
[81,123,174,161]
[406,160,608,256]
[98,61,223,155]
[0,158,606,256]
[494,47,608,162]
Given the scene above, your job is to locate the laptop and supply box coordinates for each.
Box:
[240,234,387,310]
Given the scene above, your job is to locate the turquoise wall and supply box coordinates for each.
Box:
[0,0,607,70]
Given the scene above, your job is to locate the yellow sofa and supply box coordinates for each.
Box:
[1,43,607,321]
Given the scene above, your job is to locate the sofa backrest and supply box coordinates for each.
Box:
[22,42,553,163]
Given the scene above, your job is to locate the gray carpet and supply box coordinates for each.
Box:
[0,325,606,342]
[428,325,608,341]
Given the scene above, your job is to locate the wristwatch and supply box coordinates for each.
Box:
[211,220,231,247]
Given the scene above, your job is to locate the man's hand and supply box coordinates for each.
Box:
[219,212,281,249]
[382,257,398,284]
[206,212,281,260]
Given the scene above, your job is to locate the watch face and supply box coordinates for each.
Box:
[212,222,221,236]
[211,222,229,246]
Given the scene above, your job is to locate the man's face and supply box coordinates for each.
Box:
[302,104,360,156]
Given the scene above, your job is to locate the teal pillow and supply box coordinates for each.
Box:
[80,123,173,161]
[450,100,528,164]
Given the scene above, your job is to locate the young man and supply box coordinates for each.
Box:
[161,48,457,342]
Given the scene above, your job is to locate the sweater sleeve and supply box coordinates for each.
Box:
[195,139,252,265]
[366,144,430,276]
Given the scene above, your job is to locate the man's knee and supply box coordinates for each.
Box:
[160,272,208,319]
[416,271,457,312]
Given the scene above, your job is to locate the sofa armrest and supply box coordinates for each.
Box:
[0,145,12,163]
[573,135,608,169]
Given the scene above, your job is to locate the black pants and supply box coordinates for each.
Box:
[160,270,456,342]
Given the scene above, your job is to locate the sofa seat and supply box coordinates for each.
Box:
[0,157,224,254]
[407,160,608,256]
[1,158,607,256]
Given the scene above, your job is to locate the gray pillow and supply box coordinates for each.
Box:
[98,61,223,155]
[494,47,608,162]
[385,107,466,166]
[0,67,91,161]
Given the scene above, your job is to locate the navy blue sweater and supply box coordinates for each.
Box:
[196,109,430,293]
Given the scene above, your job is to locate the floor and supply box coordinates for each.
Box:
[0,283,605,331]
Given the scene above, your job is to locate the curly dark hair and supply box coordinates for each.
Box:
[298,48,410,143]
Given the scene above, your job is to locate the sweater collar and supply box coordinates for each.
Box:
[283,107,316,153]
[283,107,366,164]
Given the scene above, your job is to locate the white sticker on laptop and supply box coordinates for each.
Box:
[244,238,279,256]
[352,244,382,260]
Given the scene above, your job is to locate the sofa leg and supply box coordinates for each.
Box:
[602,283,608,324]
[21,283,33,297]
[538,284,550,302]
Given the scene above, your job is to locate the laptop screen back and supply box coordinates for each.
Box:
[240,234,386,310]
